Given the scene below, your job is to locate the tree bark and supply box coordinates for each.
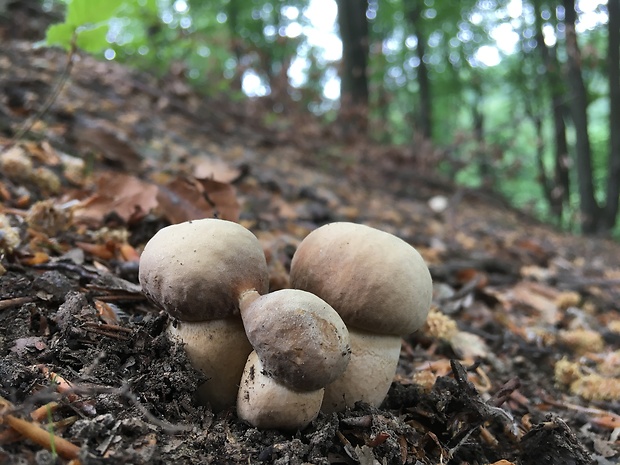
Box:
[336,0,369,124]
[605,0,620,230]
[404,1,432,139]
[563,0,600,234]
[532,0,570,221]
[226,0,243,91]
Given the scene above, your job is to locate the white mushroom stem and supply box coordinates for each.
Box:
[321,328,402,414]
[167,318,253,412]
[237,351,324,431]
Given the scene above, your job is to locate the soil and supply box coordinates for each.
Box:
[0,13,619,465]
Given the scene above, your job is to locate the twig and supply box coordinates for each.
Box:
[0,296,35,311]
[3,414,81,460]
[6,34,77,147]
[0,396,81,461]
[541,393,620,428]
[82,322,133,333]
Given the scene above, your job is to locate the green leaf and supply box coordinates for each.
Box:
[66,0,124,27]
[76,23,110,53]
[45,23,76,50]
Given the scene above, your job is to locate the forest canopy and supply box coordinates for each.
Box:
[42,0,619,237]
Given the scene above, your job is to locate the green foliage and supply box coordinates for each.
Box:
[45,0,124,52]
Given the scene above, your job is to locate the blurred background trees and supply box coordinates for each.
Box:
[16,0,619,235]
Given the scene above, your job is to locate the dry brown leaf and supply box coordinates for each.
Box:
[73,172,158,224]
[195,178,240,222]
[192,156,241,183]
[74,122,143,172]
[75,241,116,260]
[155,176,240,224]
[156,177,218,224]
[94,299,118,324]
[507,281,562,325]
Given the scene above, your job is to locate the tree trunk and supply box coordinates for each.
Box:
[563,0,600,234]
[404,1,432,139]
[226,0,243,91]
[471,84,494,189]
[605,0,620,230]
[533,0,570,222]
[549,44,571,222]
[336,0,369,131]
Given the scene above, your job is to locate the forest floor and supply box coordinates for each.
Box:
[0,38,619,465]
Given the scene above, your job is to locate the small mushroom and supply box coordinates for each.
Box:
[236,289,350,430]
[138,218,269,411]
[289,222,432,412]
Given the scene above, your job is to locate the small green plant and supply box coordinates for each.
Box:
[46,403,58,460]
[45,0,124,53]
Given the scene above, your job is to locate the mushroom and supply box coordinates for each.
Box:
[289,222,432,413]
[236,289,350,430]
[138,218,269,411]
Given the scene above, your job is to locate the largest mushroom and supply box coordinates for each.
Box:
[289,222,432,412]
[138,218,269,411]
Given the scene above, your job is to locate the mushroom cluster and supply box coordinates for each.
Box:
[139,219,431,430]
[138,219,350,430]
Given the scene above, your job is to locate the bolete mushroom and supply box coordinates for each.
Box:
[138,218,269,411]
[236,289,350,430]
[289,222,432,413]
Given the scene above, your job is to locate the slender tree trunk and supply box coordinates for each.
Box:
[605,0,620,230]
[404,1,432,139]
[550,45,572,219]
[336,0,369,130]
[563,0,600,234]
[533,0,570,221]
[226,0,243,91]
[471,84,494,188]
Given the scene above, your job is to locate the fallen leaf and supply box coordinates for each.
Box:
[156,176,240,224]
[192,156,241,183]
[11,337,47,355]
[73,172,158,224]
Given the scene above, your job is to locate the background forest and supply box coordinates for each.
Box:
[41,0,619,236]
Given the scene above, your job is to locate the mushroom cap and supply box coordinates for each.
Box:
[237,351,324,430]
[139,218,269,322]
[290,222,432,335]
[241,289,351,392]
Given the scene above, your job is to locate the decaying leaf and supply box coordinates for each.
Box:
[156,176,239,223]
[72,172,159,224]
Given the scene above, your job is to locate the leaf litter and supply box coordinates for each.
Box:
[0,38,619,465]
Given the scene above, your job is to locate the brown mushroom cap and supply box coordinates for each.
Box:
[290,222,432,335]
[241,289,351,392]
[139,218,269,322]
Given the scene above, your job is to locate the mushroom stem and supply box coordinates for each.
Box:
[238,289,262,314]
[321,328,402,413]
[237,351,324,431]
[167,318,252,412]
